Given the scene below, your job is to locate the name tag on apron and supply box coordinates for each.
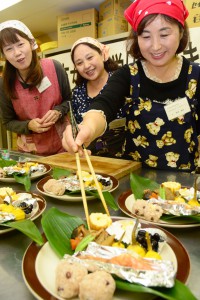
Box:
[164,97,191,121]
[37,76,52,93]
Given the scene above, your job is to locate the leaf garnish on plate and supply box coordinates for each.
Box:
[0,158,17,167]
[130,173,160,200]
[161,214,200,222]
[52,167,72,179]
[41,207,86,258]
[116,278,197,300]
[13,174,31,191]
[1,219,44,245]
[86,190,118,211]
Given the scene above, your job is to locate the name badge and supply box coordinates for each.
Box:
[164,97,191,121]
[37,76,52,93]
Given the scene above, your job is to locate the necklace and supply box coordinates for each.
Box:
[141,56,183,83]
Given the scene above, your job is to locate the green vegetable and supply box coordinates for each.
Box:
[159,186,166,200]
[75,234,95,252]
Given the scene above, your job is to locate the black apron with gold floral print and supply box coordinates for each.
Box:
[123,62,200,172]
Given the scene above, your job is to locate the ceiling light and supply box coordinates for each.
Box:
[0,0,23,12]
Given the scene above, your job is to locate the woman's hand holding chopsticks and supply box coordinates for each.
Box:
[66,102,111,229]
[62,123,92,156]
[62,109,106,155]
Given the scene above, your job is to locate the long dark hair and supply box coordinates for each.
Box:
[126,14,189,60]
[0,28,43,99]
[71,42,119,86]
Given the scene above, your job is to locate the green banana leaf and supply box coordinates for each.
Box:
[13,174,31,191]
[86,190,118,211]
[130,173,160,199]
[41,207,197,300]
[0,158,17,167]
[1,219,44,245]
[52,167,72,179]
[116,278,197,300]
[41,207,86,258]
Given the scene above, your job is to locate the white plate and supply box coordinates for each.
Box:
[0,162,51,183]
[0,192,46,235]
[118,190,200,228]
[22,218,190,300]
[36,174,119,202]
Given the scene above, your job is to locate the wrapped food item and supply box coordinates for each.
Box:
[1,162,46,177]
[65,242,176,288]
[149,198,200,216]
[0,211,15,223]
[59,173,112,192]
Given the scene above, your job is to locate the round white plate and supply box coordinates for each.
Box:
[22,218,190,300]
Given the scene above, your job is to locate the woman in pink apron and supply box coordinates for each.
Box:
[0,20,71,156]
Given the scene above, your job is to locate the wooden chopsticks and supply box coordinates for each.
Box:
[68,102,110,230]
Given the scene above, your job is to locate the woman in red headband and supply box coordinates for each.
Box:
[63,0,200,172]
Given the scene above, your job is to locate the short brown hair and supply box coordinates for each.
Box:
[126,14,189,60]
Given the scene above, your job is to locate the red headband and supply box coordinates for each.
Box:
[124,0,189,32]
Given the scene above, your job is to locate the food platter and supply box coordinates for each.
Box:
[0,162,52,183]
[118,190,200,228]
[0,192,46,235]
[22,218,190,300]
[36,174,119,202]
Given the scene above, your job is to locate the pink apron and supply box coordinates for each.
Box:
[12,59,67,156]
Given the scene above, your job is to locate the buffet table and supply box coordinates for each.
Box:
[0,151,200,300]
